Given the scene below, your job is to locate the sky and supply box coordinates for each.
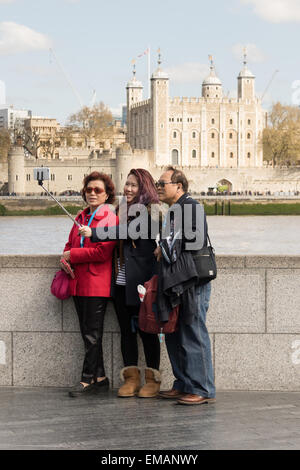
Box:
[0,0,300,124]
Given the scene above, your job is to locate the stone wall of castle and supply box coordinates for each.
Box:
[6,143,300,196]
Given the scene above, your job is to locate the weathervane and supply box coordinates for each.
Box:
[157,48,161,67]
[243,47,247,66]
[131,59,136,77]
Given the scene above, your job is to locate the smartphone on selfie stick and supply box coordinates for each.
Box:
[33,167,82,228]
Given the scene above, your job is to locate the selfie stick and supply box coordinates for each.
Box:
[37,178,82,228]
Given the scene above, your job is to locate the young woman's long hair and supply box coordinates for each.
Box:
[127,168,159,207]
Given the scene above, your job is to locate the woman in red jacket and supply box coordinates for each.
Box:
[62,171,118,397]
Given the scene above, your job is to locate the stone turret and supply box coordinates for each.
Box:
[126,63,143,147]
[238,50,255,101]
[202,56,223,100]
[151,49,169,165]
[8,141,25,195]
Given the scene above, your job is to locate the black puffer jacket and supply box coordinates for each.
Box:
[91,210,158,306]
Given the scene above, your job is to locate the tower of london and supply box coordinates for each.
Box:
[7,53,300,196]
[126,53,266,169]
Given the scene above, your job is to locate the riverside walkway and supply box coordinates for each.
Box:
[0,388,299,450]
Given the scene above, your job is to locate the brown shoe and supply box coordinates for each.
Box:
[118,366,141,398]
[138,368,161,398]
[177,394,216,406]
[158,388,184,399]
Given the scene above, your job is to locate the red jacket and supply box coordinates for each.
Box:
[64,205,118,297]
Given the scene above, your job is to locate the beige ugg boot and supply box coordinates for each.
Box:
[138,368,161,398]
[118,366,141,397]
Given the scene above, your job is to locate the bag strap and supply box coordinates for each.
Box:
[80,206,100,248]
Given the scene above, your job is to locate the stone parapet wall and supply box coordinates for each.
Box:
[0,255,299,391]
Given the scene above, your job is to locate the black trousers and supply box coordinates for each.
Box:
[113,285,160,369]
[73,296,107,384]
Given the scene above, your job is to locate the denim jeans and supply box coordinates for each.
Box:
[165,282,216,398]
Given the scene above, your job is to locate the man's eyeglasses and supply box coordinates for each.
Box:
[85,187,105,194]
[155,181,176,189]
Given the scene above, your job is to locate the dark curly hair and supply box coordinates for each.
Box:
[81,171,116,204]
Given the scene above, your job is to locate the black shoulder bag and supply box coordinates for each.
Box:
[191,234,217,284]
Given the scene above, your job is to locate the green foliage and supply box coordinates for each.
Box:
[3,205,84,216]
[0,204,6,216]
[230,203,300,215]
[203,201,300,215]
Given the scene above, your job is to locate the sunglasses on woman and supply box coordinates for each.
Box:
[85,187,105,194]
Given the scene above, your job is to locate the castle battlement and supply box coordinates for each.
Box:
[170,97,204,104]
[131,99,150,109]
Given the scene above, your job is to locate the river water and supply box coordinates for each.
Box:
[0,215,299,255]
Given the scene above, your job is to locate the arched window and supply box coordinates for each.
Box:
[211,152,215,158]
[230,119,233,125]
[229,133,233,139]
[248,119,251,125]
[192,131,196,138]
[230,152,234,158]
[247,152,251,159]
[192,150,196,158]
[173,131,177,138]
[172,149,179,165]
[247,133,251,139]
[211,132,215,139]
[212,118,215,124]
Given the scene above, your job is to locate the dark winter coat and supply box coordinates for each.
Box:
[90,211,158,306]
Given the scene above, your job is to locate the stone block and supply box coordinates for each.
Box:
[216,256,245,269]
[62,299,119,333]
[0,268,62,332]
[215,334,300,391]
[0,255,60,268]
[245,256,300,269]
[0,333,12,386]
[13,332,112,387]
[267,270,300,333]
[207,269,265,333]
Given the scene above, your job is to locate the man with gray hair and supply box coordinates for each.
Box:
[156,166,216,405]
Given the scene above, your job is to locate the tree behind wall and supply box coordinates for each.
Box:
[0,129,11,162]
[67,102,113,147]
[263,102,300,167]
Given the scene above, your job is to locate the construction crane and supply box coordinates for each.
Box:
[90,89,97,107]
[261,70,279,102]
[49,48,84,109]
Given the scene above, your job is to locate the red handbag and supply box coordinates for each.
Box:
[51,269,71,300]
[138,275,179,335]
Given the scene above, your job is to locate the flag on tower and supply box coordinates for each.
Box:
[137,47,150,58]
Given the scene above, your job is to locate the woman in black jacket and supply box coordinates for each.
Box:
[79,169,161,398]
